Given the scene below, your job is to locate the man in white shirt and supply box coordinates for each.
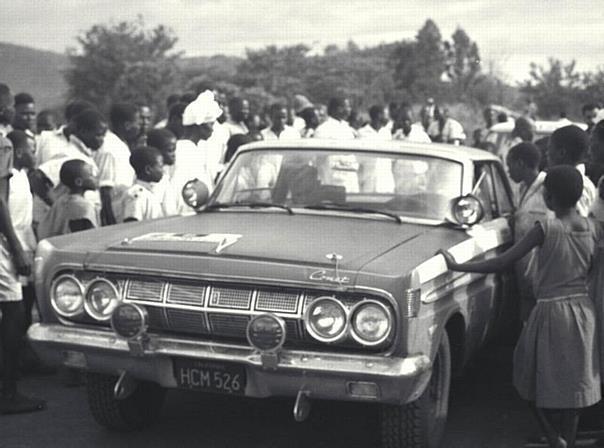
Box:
[96,103,140,224]
[174,90,222,209]
[314,97,359,192]
[314,97,355,140]
[392,109,432,143]
[224,97,249,137]
[358,105,390,141]
[261,104,301,140]
[12,93,36,140]
[0,84,13,138]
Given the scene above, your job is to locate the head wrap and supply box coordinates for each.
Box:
[293,95,313,113]
[182,90,222,126]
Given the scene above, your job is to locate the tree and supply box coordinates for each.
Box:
[64,17,181,112]
[447,28,481,97]
[521,58,582,118]
[392,19,447,100]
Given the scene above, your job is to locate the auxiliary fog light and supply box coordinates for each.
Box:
[85,279,121,321]
[51,275,84,318]
[350,301,392,346]
[304,297,348,343]
[111,303,148,339]
[247,314,286,351]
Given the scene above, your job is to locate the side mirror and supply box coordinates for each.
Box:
[182,179,210,209]
[446,194,484,227]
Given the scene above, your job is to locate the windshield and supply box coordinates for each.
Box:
[212,149,463,221]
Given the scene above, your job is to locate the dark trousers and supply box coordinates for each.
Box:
[0,300,25,396]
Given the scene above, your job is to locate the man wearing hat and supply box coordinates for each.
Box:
[169,91,222,214]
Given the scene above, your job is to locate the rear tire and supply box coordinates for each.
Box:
[86,372,166,431]
[380,332,451,448]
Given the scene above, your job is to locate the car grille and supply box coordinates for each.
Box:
[109,277,388,351]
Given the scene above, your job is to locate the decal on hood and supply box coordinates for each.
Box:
[131,232,242,254]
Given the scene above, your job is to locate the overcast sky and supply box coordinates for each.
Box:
[2,0,603,82]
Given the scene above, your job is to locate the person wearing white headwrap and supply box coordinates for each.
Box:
[169,91,222,214]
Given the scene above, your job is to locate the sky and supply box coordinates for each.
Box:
[1,0,603,82]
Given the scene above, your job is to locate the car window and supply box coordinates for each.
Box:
[490,163,514,215]
[213,149,464,221]
[473,163,496,221]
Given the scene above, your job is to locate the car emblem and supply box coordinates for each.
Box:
[309,253,349,285]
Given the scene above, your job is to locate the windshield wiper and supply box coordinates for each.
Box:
[205,202,294,215]
[304,204,402,224]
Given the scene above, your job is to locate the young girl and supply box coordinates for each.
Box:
[440,165,601,448]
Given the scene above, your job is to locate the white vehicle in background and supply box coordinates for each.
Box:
[484,119,588,158]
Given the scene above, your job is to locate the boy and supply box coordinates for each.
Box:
[37,160,99,240]
[6,131,37,327]
[0,135,44,414]
[122,146,165,222]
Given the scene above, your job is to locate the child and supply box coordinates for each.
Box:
[36,159,99,240]
[0,135,44,413]
[506,142,552,321]
[6,131,37,327]
[122,146,165,222]
[441,166,600,448]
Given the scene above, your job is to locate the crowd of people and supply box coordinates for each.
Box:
[3,79,604,447]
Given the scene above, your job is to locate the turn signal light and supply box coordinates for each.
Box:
[403,288,421,318]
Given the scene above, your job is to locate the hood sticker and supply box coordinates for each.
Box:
[131,232,242,254]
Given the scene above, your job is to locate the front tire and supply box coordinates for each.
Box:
[380,332,451,448]
[86,372,166,431]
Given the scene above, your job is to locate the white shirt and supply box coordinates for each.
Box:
[173,139,214,213]
[122,180,165,222]
[37,135,98,187]
[9,168,36,253]
[358,124,391,141]
[260,125,300,140]
[314,117,356,140]
[224,120,248,137]
[206,121,230,181]
[393,124,432,143]
[441,118,466,143]
[576,164,596,218]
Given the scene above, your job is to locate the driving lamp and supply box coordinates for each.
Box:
[182,179,209,209]
[111,303,148,339]
[304,297,348,342]
[350,301,392,345]
[452,195,484,226]
[51,275,84,317]
[246,314,286,351]
[84,278,120,321]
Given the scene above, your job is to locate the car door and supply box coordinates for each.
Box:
[464,162,514,352]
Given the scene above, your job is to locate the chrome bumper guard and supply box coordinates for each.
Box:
[28,323,432,405]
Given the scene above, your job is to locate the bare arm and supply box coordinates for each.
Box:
[100,186,116,226]
[440,224,544,274]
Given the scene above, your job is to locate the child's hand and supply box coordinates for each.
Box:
[14,251,31,277]
[437,249,457,269]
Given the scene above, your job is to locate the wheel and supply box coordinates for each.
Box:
[86,372,166,431]
[380,332,451,448]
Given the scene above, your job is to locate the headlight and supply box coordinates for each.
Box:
[51,274,84,317]
[84,278,121,321]
[350,300,392,345]
[304,297,348,342]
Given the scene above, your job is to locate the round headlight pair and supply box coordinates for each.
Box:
[304,297,392,346]
[50,275,120,321]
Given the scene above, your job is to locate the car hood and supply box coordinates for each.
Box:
[47,211,427,272]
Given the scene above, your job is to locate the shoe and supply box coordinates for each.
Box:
[0,392,46,414]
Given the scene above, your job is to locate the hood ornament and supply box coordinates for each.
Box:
[309,253,349,286]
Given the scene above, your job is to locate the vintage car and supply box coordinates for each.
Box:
[29,140,516,448]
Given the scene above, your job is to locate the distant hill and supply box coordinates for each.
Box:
[0,42,244,111]
[0,42,69,110]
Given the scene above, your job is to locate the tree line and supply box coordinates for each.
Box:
[64,17,604,123]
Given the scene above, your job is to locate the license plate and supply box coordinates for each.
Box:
[173,358,246,395]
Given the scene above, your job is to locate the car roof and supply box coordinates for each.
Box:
[238,139,499,163]
[489,120,587,134]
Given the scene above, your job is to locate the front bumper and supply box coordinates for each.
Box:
[28,323,432,405]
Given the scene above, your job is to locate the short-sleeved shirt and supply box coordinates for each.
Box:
[37,193,99,240]
[9,168,36,253]
[260,126,300,141]
[121,180,165,222]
